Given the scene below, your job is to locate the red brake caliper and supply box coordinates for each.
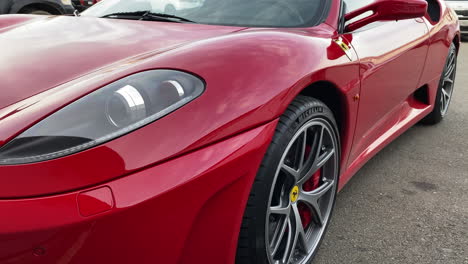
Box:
[299,169,322,228]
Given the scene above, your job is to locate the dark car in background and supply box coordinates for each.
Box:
[72,0,100,12]
[0,0,75,15]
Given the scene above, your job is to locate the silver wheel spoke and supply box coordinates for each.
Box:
[266,119,339,264]
[442,88,450,100]
[444,77,454,85]
[282,204,305,264]
[314,126,325,162]
[282,164,300,180]
[298,180,334,227]
[298,131,307,170]
[270,204,291,216]
[281,219,296,264]
[270,216,289,256]
[315,149,335,171]
[441,88,447,108]
[300,148,335,185]
[283,130,309,181]
[441,78,454,115]
[292,204,306,243]
[297,126,327,184]
[440,50,456,116]
[303,126,324,173]
[445,54,455,77]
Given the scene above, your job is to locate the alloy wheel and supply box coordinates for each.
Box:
[266,118,339,264]
[440,49,456,116]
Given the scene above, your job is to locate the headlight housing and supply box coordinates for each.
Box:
[0,70,204,165]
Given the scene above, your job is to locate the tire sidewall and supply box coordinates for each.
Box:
[429,43,457,123]
[30,10,51,15]
[244,97,340,263]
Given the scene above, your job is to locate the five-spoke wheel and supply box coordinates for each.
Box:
[440,46,456,116]
[237,96,340,264]
[422,42,458,124]
[266,120,339,264]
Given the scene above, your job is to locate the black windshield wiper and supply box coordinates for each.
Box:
[101,11,195,23]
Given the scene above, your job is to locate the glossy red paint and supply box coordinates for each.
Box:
[344,17,430,167]
[0,120,277,263]
[0,20,359,198]
[77,186,114,217]
[345,0,428,32]
[0,0,460,263]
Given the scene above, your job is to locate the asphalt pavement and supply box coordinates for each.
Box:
[314,40,468,264]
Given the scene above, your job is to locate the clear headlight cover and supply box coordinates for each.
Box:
[0,70,204,165]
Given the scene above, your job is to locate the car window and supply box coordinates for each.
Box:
[343,0,375,12]
[82,0,330,28]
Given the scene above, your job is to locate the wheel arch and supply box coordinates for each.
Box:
[298,81,347,137]
[453,33,460,54]
[12,0,63,14]
[295,78,358,175]
[19,3,61,14]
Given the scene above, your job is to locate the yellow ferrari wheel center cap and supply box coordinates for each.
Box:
[290,186,299,203]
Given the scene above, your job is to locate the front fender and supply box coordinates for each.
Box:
[0,25,360,198]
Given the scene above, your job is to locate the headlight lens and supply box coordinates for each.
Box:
[0,70,204,165]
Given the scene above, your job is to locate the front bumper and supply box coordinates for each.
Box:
[0,121,277,264]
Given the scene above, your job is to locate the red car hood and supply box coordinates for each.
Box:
[0,15,243,110]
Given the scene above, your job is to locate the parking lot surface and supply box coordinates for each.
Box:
[315,41,468,264]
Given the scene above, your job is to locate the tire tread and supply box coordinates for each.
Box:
[236,95,339,264]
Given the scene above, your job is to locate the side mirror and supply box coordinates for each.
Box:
[344,0,428,32]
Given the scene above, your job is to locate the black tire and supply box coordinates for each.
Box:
[21,8,52,15]
[236,96,340,264]
[421,43,457,125]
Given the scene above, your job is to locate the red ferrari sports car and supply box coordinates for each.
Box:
[0,0,460,263]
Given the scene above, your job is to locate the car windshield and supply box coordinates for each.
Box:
[81,0,329,27]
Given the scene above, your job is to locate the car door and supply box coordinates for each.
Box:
[343,0,430,165]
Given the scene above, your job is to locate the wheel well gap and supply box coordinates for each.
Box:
[20,4,61,15]
[299,81,345,136]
